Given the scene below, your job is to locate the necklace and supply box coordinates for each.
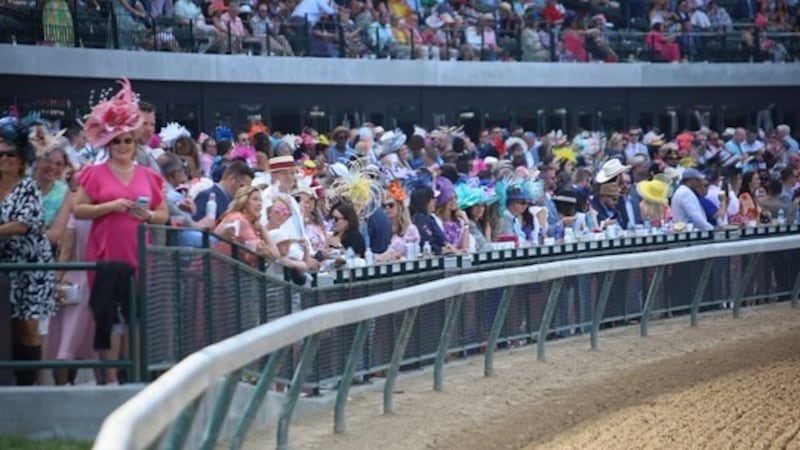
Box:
[109,161,134,173]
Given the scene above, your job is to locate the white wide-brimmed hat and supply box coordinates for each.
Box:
[595,158,631,183]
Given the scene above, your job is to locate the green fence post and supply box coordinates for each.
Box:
[383,306,419,415]
[690,259,714,327]
[202,232,213,345]
[791,270,800,309]
[334,320,369,434]
[173,250,183,360]
[128,275,140,382]
[640,266,664,337]
[198,369,243,450]
[163,395,202,450]
[733,254,758,318]
[537,278,564,362]
[277,334,321,450]
[590,271,616,351]
[434,296,462,392]
[484,287,513,377]
[137,225,149,380]
[229,348,288,450]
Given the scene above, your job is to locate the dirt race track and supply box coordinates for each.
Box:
[246,304,800,450]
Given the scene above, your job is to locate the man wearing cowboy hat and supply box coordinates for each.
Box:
[591,182,622,228]
[326,126,356,165]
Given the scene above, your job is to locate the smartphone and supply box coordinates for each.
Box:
[131,196,150,216]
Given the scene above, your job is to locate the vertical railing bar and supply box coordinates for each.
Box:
[733,254,759,318]
[163,395,202,450]
[690,259,714,327]
[334,320,369,434]
[229,348,288,450]
[173,250,183,360]
[383,306,419,415]
[276,334,321,450]
[640,266,664,337]
[537,278,564,362]
[202,232,213,345]
[790,269,800,309]
[433,295,462,392]
[137,224,149,380]
[484,287,513,377]
[128,275,140,382]
[198,369,243,450]
[590,271,616,351]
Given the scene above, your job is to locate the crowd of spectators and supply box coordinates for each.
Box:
[2,78,800,385]
[4,0,799,60]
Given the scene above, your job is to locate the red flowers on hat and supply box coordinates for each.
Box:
[82,78,143,148]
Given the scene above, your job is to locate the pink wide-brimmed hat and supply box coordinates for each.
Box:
[81,78,143,149]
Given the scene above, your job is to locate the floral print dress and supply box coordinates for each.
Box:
[0,178,55,320]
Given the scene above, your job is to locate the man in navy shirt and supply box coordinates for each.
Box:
[193,160,254,221]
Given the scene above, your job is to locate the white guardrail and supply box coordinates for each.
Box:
[94,234,800,450]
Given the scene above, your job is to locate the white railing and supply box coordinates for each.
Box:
[94,234,800,450]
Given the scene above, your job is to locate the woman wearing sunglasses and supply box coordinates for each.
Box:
[328,200,366,258]
[72,80,168,384]
[0,115,56,385]
[376,181,419,261]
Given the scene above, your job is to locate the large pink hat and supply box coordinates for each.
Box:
[82,78,143,149]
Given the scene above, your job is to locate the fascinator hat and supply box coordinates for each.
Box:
[81,78,143,149]
[329,158,384,218]
[158,122,191,149]
[0,112,48,164]
[434,176,455,209]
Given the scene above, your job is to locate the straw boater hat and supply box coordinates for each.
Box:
[595,158,631,183]
[636,179,669,205]
[268,155,296,172]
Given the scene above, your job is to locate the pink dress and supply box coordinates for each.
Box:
[79,164,164,281]
[47,216,96,360]
[386,223,421,256]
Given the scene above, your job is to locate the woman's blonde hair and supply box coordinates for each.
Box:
[225,185,261,218]
[389,195,411,236]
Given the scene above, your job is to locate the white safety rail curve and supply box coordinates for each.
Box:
[94,235,800,450]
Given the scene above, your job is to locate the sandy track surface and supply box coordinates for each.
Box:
[242,304,800,450]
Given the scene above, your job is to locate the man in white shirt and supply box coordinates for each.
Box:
[624,128,649,165]
[671,168,714,230]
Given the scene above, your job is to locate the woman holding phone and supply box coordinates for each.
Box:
[72,79,167,383]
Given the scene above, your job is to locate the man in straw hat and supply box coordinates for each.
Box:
[592,182,622,228]
[326,126,356,165]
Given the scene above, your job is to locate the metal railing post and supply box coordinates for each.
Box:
[163,396,202,450]
[690,259,714,327]
[202,232,213,345]
[137,225,149,380]
[433,296,462,391]
[791,270,800,309]
[484,287,513,377]
[640,266,664,337]
[537,278,563,361]
[590,271,616,351]
[229,348,288,450]
[71,0,80,47]
[128,275,140,382]
[173,250,183,360]
[334,321,369,434]
[383,307,419,414]
[548,25,556,62]
[198,369,243,450]
[335,15,344,58]
[733,254,758,318]
[110,5,120,49]
[277,334,321,450]
[227,21,232,54]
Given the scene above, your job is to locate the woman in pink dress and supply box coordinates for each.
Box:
[73,79,168,383]
[377,181,420,261]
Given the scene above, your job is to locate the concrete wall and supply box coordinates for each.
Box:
[3,44,799,87]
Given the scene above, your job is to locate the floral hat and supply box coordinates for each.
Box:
[81,78,143,149]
